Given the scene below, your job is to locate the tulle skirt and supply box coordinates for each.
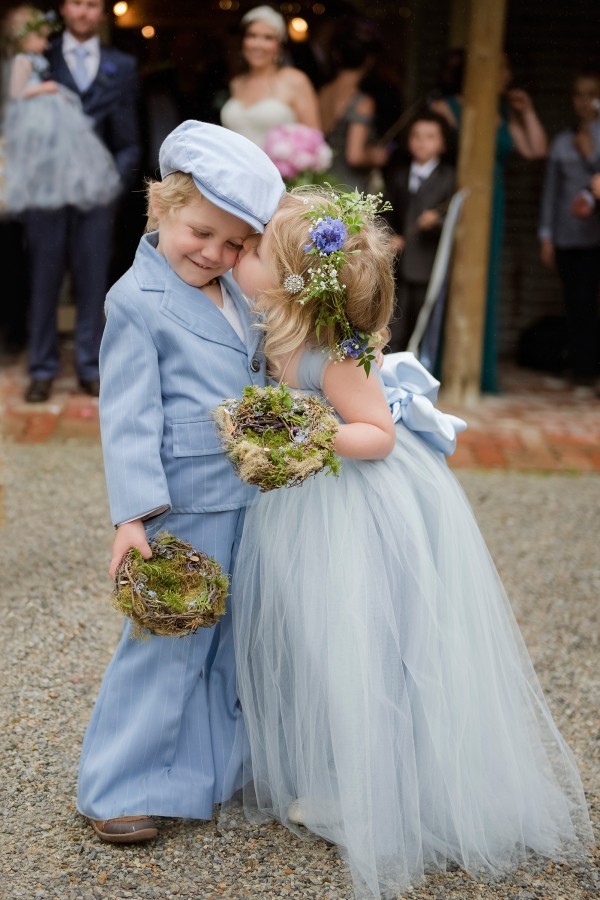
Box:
[226,423,593,898]
[3,88,121,214]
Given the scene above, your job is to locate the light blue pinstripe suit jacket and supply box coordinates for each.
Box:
[99,231,265,526]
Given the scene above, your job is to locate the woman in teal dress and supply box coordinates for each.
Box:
[431,52,547,392]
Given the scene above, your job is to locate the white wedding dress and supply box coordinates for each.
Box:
[223,351,594,899]
[220,96,296,148]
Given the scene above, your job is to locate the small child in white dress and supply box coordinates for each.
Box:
[223,187,594,899]
[1,5,120,214]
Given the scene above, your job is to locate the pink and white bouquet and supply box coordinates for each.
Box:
[263,123,333,187]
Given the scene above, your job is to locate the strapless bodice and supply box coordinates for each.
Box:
[220,96,296,148]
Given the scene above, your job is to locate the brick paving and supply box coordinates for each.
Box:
[1,345,599,472]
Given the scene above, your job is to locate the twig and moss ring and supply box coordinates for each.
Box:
[112,533,229,639]
[213,383,341,492]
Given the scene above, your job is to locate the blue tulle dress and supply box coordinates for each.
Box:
[225,351,593,899]
[2,53,121,214]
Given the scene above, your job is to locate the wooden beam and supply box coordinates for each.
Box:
[441,0,507,405]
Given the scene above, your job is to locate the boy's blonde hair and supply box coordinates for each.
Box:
[145,171,199,231]
[257,187,395,364]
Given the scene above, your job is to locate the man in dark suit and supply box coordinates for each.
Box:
[386,111,455,353]
[24,0,141,402]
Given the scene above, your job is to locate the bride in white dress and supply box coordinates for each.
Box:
[220,5,321,149]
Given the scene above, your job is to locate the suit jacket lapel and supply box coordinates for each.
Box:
[159,269,247,353]
[47,42,78,91]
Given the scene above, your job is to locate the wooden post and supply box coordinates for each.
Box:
[441,0,507,405]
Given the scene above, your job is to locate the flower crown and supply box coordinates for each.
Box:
[283,187,391,375]
[11,9,59,43]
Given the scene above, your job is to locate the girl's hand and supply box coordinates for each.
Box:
[540,239,555,269]
[391,234,405,253]
[109,519,152,580]
[591,173,600,201]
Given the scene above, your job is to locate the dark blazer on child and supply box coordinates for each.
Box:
[387,161,455,284]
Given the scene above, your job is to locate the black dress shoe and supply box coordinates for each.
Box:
[91,815,158,844]
[25,379,52,403]
[79,378,100,397]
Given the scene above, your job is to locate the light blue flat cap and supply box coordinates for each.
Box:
[159,120,285,233]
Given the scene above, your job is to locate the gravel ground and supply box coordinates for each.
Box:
[0,440,598,900]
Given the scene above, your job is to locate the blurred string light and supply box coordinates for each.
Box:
[312,3,325,13]
[141,24,155,38]
[280,3,301,13]
[288,16,308,42]
[219,0,240,9]
[113,1,128,16]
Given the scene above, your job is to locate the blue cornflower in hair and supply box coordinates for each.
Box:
[308,216,348,254]
[340,331,369,360]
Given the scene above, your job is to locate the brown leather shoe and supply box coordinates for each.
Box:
[79,378,100,397]
[91,815,158,843]
[25,379,52,403]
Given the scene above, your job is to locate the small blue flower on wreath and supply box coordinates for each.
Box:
[340,330,369,360]
[307,216,348,254]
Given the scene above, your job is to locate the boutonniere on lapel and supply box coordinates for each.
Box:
[100,60,117,76]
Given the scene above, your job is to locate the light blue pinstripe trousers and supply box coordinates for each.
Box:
[77,508,246,820]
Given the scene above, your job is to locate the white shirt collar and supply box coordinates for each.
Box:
[409,157,440,179]
[62,31,100,59]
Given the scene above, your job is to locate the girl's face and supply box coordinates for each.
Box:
[572,77,600,123]
[20,27,50,54]
[154,193,251,289]
[233,224,277,300]
[242,21,281,70]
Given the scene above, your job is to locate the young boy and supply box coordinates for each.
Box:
[77,120,285,843]
[386,111,455,352]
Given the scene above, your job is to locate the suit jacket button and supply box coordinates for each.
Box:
[250,357,260,373]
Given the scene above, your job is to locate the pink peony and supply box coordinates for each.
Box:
[264,124,333,180]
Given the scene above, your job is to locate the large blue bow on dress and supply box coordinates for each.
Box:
[379,352,467,457]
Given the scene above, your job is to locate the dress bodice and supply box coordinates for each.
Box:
[220,96,296,148]
[23,53,48,84]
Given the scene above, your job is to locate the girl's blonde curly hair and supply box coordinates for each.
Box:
[256,186,396,365]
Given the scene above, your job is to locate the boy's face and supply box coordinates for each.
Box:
[408,121,445,165]
[59,0,105,42]
[233,223,276,301]
[572,77,600,123]
[155,194,252,289]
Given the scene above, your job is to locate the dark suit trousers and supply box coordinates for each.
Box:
[555,246,600,378]
[388,280,428,353]
[25,204,115,381]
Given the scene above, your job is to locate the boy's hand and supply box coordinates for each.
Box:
[417,210,441,230]
[109,519,152,580]
[391,234,405,253]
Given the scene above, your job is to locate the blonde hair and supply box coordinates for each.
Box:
[145,171,200,231]
[3,5,46,53]
[257,186,395,364]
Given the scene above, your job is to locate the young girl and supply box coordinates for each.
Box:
[225,187,593,898]
[1,5,120,214]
